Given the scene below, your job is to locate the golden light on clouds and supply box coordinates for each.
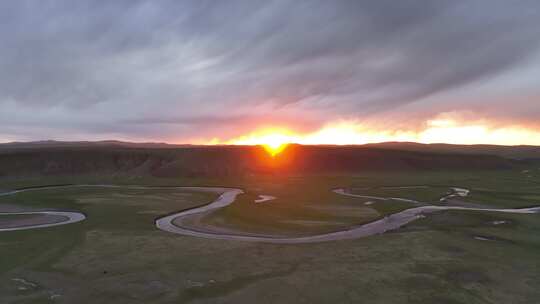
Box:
[419,120,540,145]
[207,118,540,147]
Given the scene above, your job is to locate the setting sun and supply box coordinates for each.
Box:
[259,133,290,156]
[263,142,288,157]
[223,128,296,156]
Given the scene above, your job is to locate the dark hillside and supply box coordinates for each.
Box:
[0,144,519,179]
[365,142,540,159]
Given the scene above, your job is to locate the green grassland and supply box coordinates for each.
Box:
[0,169,539,303]
[349,186,448,202]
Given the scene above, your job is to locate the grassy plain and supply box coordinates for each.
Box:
[0,168,539,303]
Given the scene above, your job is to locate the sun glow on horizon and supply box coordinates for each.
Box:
[204,118,540,149]
[224,128,295,156]
[263,142,288,157]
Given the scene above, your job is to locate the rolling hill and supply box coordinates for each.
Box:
[0,141,534,179]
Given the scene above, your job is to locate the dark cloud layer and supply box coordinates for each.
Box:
[1,0,539,141]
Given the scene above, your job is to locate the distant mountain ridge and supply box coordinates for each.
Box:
[2,140,539,159]
[0,140,187,149]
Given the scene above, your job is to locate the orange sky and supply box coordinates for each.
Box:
[201,118,540,147]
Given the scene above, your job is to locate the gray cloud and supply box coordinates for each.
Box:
[1,0,540,141]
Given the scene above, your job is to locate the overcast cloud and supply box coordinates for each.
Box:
[1,0,540,142]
